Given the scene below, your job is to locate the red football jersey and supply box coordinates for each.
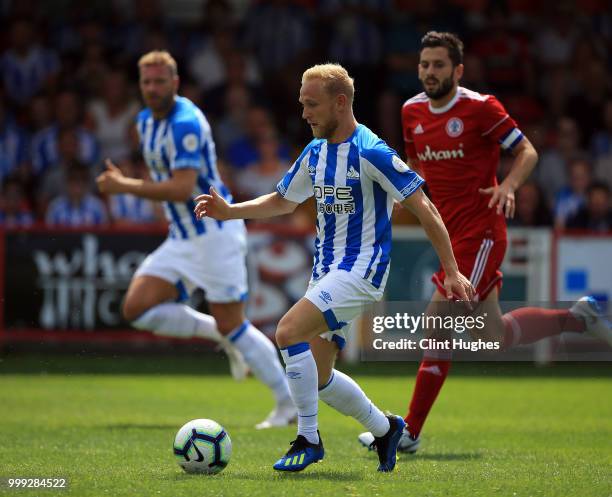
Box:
[402,86,523,242]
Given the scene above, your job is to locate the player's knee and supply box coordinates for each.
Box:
[122,298,147,324]
[215,316,243,335]
[275,315,298,349]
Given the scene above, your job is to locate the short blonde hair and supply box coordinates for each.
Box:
[302,63,354,104]
[138,50,178,77]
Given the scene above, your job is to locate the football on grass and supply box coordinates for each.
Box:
[173,419,232,474]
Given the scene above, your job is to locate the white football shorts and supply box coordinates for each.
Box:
[304,269,384,350]
[134,219,248,303]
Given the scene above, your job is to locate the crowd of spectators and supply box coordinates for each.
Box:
[0,0,611,231]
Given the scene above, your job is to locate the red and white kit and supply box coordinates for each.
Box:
[402,86,524,299]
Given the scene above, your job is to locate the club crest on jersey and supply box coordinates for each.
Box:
[182,133,199,152]
[392,155,410,173]
[445,117,464,138]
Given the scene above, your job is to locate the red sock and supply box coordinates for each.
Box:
[503,308,585,347]
[404,359,451,438]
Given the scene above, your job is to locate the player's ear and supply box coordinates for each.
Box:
[454,64,464,82]
[337,93,348,112]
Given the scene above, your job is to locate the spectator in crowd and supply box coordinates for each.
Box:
[1,19,60,106]
[45,163,108,227]
[244,0,313,126]
[87,70,140,163]
[212,84,252,156]
[37,129,96,216]
[566,181,612,232]
[106,156,164,226]
[226,106,290,170]
[510,181,553,227]
[566,58,610,148]
[234,131,290,200]
[553,159,592,229]
[0,176,34,228]
[532,2,579,69]
[592,99,612,188]
[189,28,260,96]
[0,97,29,185]
[31,89,98,176]
[536,116,586,204]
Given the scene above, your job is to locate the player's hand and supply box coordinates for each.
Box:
[479,184,515,218]
[96,159,126,194]
[194,187,232,220]
[443,271,475,309]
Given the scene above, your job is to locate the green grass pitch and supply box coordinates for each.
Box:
[0,356,610,497]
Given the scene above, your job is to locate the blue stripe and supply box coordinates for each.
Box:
[175,280,189,302]
[284,342,310,356]
[320,145,338,273]
[197,175,212,195]
[318,371,335,391]
[508,132,524,150]
[203,141,215,180]
[322,309,347,331]
[331,333,346,350]
[228,320,249,343]
[338,143,362,271]
[186,199,206,235]
[371,183,392,288]
[167,203,188,239]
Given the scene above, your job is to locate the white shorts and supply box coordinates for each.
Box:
[304,269,384,350]
[134,220,248,303]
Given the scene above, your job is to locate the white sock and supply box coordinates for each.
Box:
[280,343,319,444]
[228,321,291,404]
[318,369,389,437]
[131,302,222,343]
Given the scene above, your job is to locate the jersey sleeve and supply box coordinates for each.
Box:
[171,119,202,170]
[401,105,418,165]
[276,146,314,203]
[361,146,425,202]
[480,95,524,152]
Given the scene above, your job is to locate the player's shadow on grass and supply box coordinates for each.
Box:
[217,469,364,481]
[102,423,179,430]
[409,453,482,461]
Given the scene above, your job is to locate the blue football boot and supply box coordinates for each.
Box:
[273,432,324,472]
[374,415,406,472]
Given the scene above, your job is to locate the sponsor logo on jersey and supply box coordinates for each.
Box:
[308,165,316,176]
[416,144,465,161]
[347,166,360,179]
[414,123,424,134]
[314,185,356,214]
[182,133,199,152]
[445,117,464,137]
[392,155,411,173]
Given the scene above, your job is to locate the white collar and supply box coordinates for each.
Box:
[428,87,461,114]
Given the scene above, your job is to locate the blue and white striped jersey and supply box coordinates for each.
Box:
[277,124,424,289]
[136,96,232,239]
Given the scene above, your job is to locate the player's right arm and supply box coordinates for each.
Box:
[195,189,298,220]
[195,145,314,221]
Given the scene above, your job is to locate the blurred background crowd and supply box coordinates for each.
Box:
[0,0,611,231]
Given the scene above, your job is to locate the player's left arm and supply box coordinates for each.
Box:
[477,96,539,218]
[96,159,197,201]
[479,136,538,218]
[402,189,474,302]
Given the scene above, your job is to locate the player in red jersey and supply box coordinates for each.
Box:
[358,31,612,454]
